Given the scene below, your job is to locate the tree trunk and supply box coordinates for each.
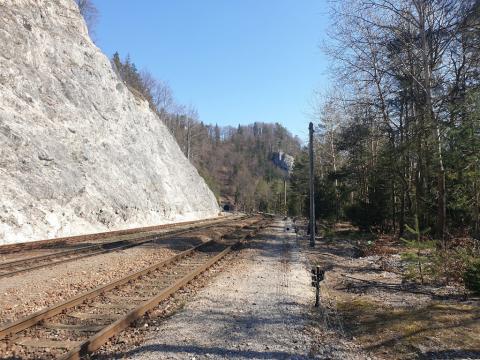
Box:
[416,0,446,243]
[330,132,340,223]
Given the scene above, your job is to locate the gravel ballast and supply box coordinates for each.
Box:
[122,219,314,359]
[0,218,258,327]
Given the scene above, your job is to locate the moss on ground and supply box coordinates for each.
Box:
[305,222,480,359]
[335,298,480,359]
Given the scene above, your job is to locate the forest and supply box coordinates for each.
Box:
[290,0,479,237]
[85,0,480,291]
[77,0,479,238]
[110,52,301,214]
[287,0,480,291]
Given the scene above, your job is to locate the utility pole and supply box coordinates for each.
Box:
[284,179,287,216]
[309,122,315,247]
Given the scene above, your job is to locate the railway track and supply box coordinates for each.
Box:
[0,216,245,255]
[0,217,269,359]
[0,215,247,279]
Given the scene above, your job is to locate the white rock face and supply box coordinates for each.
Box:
[0,0,219,244]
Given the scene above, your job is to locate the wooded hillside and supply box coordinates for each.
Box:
[110,52,301,213]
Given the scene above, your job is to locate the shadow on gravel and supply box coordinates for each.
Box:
[420,349,480,359]
[340,277,470,301]
[136,235,206,251]
[94,223,310,360]
[242,230,298,256]
[97,342,307,360]
[299,222,480,359]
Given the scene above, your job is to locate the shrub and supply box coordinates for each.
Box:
[464,260,480,294]
[401,217,433,284]
[345,202,384,230]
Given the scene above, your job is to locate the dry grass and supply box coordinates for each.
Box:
[301,221,480,359]
[336,293,480,359]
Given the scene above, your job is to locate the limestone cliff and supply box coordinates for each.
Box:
[272,151,294,174]
[0,0,219,244]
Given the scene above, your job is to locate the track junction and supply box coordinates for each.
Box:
[0,215,271,359]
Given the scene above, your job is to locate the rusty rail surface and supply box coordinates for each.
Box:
[0,217,269,360]
[0,215,247,279]
[0,215,241,255]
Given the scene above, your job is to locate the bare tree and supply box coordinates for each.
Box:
[323,0,479,239]
[74,0,98,35]
[185,105,200,161]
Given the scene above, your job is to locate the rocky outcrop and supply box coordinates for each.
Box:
[0,0,219,244]
[272,151,295,174]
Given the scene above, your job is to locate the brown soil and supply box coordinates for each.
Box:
[299,222,480,359]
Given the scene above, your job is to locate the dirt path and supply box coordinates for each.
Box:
[123,219,313,359]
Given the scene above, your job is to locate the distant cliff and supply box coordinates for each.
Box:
[0,0,219,244]
[272,151,295,174]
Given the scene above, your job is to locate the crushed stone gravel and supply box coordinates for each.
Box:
[113,219,365,360]
[0,246,176,326]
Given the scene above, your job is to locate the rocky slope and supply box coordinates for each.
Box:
[0,0,219,245]
[272,151,294,173]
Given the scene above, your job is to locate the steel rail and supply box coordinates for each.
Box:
[0,242,198,340]
[62,244,235,360]
[0,215,247,279]
[0,217,267,357]
[0,214,243,255]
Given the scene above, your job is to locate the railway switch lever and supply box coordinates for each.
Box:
[310,266,324,307]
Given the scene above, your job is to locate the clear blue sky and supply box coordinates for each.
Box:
[93,0,330,141]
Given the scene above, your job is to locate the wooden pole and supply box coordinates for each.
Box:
[309,122,315,247]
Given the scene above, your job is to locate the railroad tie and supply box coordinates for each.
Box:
[67,312,119,321]
[106,295,152,303]
[93,303,136,311]
[14,337,83,349]
[0,216,269,360]
[41,322,105,333]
